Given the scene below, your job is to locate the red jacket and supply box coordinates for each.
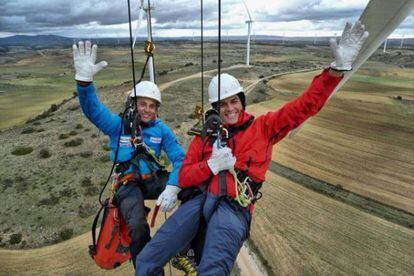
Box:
[179,69,342,201]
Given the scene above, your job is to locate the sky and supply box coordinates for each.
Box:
[0,0,413,38]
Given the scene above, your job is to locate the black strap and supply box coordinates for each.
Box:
[90,201,106,253]
[218,171,227,197]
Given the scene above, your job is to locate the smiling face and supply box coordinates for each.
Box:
[135,97,158,122]
[217,94,243,125]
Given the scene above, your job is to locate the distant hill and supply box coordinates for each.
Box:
[1,34,413,48]
[0,35,74,47]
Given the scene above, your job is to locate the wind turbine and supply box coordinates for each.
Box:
[242,0,253,66]
[400,34,405,48]
[289,0,414,137]
[383,37,388,52]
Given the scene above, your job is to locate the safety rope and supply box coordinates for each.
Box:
[201,0,204,123]
[217,0,222,114]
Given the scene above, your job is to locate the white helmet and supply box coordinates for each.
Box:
[128,81,161,104]
[208,73,244,104]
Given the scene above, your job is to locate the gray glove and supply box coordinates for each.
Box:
[73,40,108,82]
[207,140,236,175]
[330,21,369,71]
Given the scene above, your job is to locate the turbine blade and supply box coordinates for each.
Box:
[242,0,253,21]
[132,0,145,49]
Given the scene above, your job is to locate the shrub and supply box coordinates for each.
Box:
[159,70,168,76]
[75,124,83,129]
[79,151,93,158]
[81,177,92,187]
[38,195,60,206]
[36,128,45,132]
[59,187,76,198]
[78,203,97,218]
[69,130,78,136]
[84,186,99,196]
[21,127,35,134]
[11,146,33,156]
[33,122,41,126]
[91,133,98,138]
[50,104,58,112]
[99,155,110,162]
[58,133,69,140]
[63,138,83,147]
[59,228,74,241]
[102,144,110,151]
[9,233,22,245]
[184,62,194,67]
[39,148,51,159]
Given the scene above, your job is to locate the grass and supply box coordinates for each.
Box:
[269,161,414,229]
[250,171,414,275]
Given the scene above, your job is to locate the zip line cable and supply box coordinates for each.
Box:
[217,0,222,115]
[201,0,204,122]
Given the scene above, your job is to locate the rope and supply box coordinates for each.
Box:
[201,0,204,124]
[217,0,222,114]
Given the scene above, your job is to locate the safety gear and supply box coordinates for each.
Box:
[208,73,244,104]
[207,140,236,175]
[330,21,369,71]
[128,81,162,104]
[171,254,198,276]
[156,185,181,212]
[89,199,131,270]
[73,41,108,82]
[179,69,342,203]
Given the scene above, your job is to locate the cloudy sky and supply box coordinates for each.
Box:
[0,0,413,38]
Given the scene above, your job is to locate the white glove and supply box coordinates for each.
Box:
[73,40,108,82]
[156,185,181,213]
[330,21,369,71]
[207,140,236,175]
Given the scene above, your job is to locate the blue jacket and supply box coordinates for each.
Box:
[77,83,184,186]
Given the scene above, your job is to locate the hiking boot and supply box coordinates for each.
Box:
[171,254,197,276]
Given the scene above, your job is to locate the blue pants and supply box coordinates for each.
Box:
[135,193,251,276]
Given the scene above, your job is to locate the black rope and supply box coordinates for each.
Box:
[201,0,204,123]
[217,0,221,114]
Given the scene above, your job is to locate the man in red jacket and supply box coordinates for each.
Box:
[135,21,368,275]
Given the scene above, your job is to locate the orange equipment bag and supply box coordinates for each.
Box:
[89,198,132,269]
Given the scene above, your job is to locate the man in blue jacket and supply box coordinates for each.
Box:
[73,40,185,268]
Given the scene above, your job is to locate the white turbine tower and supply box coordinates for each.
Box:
[400,34,405,48]
[383,37,388,52]
[242,0,253,66]
[144,3,155,83]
